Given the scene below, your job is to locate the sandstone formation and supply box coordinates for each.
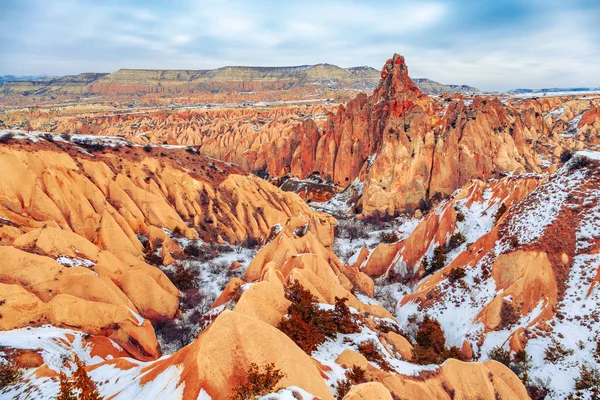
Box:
[6,55,598,217]
[0,137,335,361]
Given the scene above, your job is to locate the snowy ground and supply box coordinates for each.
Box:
[395,153,600,398]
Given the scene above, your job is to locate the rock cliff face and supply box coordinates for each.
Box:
[283,54,543,216]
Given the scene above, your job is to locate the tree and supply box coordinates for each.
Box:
[56,356,102,400]
[56,372,76,400]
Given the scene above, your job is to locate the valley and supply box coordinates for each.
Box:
[1,53,600,400]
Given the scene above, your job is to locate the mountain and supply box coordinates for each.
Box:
[1,53,600,399]
[1,64,477,97]
[413,78,480,94]
[0,131,530,399]
[509,87,600,94]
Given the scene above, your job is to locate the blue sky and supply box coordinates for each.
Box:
[1,0,599,90]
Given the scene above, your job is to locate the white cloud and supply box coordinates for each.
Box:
[0,0,598,90]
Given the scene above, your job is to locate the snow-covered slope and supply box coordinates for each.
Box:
[396,151,600,399]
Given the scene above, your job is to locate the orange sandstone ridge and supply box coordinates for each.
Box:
[0,133,532,399]
[3,54,599,218]
[1,53,599,400]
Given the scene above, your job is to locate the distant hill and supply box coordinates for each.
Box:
[1,64,477,97]
[413,78,480,95]
[0,75,58,84]
[508,87,600,94]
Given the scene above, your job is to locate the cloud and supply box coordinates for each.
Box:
[0,0,598,90]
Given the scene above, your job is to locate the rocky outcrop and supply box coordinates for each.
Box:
[393,153,600,399]
[0,138,335,361]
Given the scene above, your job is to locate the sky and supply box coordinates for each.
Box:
[1,0,599,91]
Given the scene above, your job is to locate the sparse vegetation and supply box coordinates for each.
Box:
[544,338,574,363]
[278,281,359,354]
[0,349,23,390]
[569,365,600,399]
[447,232,466,251]
[232,363,285,400]
[357,340,393,371]
[143,144,153,152]
[153,318,196,350]
[334,365,367,400]
[494,203,507,222]
[568,155,592,171]
[378,231,400,244]
[335,220,369,243]
[56,356,102,400]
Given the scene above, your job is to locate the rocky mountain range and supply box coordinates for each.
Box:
[0,64,478,98]
[1,53,600,399]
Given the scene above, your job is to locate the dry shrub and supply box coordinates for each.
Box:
[415,316,446,354]
[499,301,519,329]
[544,338,574,363]
[448,267,466,282]
[488,346,511,367]
[278,281,337,353]
[334,365,366,400]
[278,282,360,354]
[331,297,360,334]
[378,231,400,244]
[167,265,197,291]
[572,365,600,395]
[0,349,23,390]
[447,232,466,251]
[494,203,507,222]
[560,149,574,163]
[357,341,393,372]
[429,245,447,273]
[412,316,467,365]
[232,363,285,400]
